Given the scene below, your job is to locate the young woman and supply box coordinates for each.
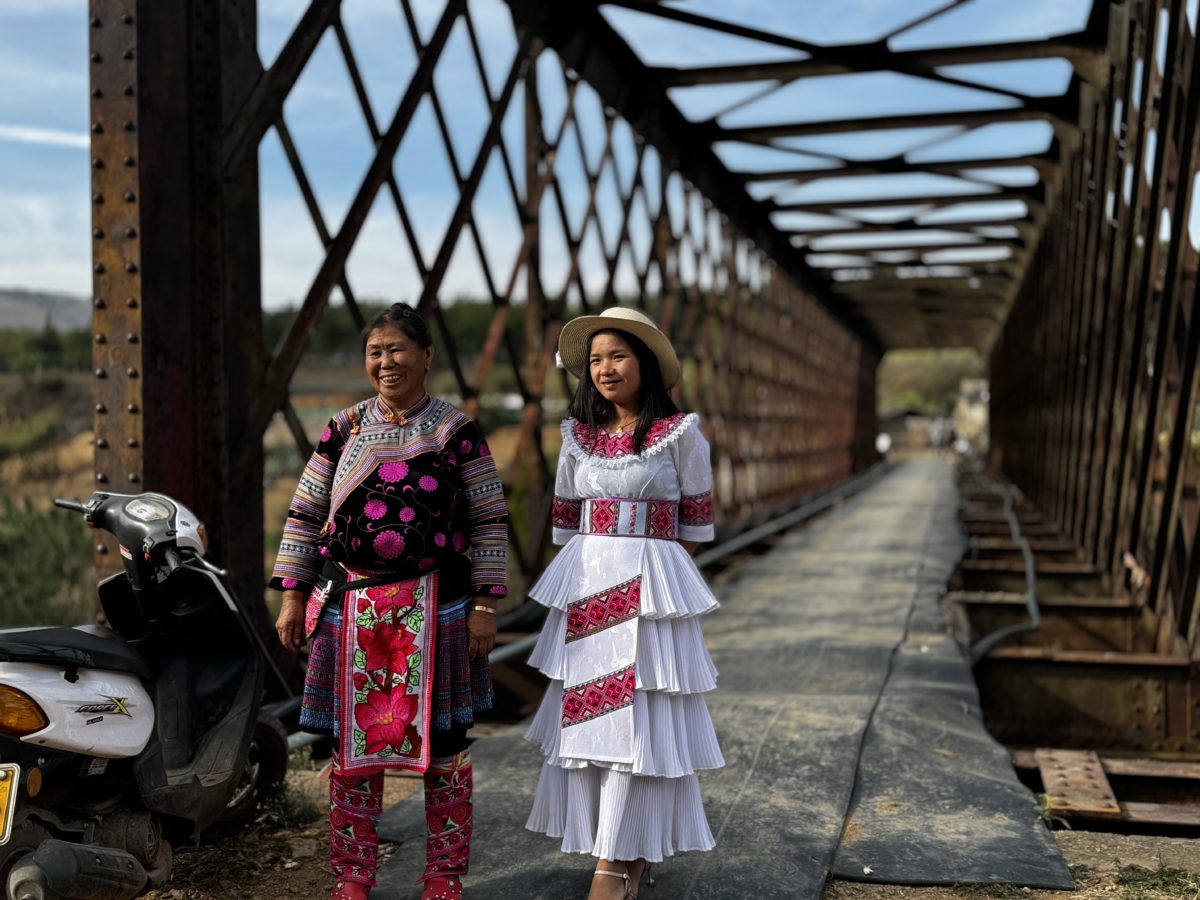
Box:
[524,307,723,900]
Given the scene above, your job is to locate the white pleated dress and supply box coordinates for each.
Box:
[525,412,724,862]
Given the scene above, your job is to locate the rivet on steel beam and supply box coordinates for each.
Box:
[94,368,106,379]
[124,85,134,97]
[123,49,135,61]
[91,52,102,63]
[124,262,138,274]
[92,88,103,99]
[93,193,104,204]
[96,543,108,555]
[93,228,104,239]
[94,333,107,344]
[96,438,108,449]
[95,404,107,414]
[92,158,104,170]
[96,473,108,484]
[127,333,139,343]
[124,226,137,237]
[126,297,138,308]
[93,298,105,309]
[126,367,138,378]
[123,156,136,167]
[94,262,105,273]
[127,438,139,448]
[91,122,103,133]
[128,473,141,484]
[122,120,135,132]
[122,13,133,24]
[91,16,102,27]
[123,191,135,202]
[126,403,139,414]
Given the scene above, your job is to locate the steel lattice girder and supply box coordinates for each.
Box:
[990,0,1200,669]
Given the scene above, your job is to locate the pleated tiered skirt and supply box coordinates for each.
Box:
[524,534,723,862]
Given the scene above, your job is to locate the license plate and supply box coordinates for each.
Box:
[0,764,19,846]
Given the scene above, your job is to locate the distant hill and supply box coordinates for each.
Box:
[0,289,91,332]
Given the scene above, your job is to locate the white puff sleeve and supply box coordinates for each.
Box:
[550,436,581,545]
[675,418,715,543]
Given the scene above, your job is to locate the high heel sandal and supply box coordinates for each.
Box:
[592,865,630,898]
[421,874,464,899]
[624,861,654,900]
[330,881,371,900]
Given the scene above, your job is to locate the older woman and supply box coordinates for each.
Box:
[272,302,508,900]
[524,307,723,900]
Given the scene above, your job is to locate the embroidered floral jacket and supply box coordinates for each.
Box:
[271,395,508,599]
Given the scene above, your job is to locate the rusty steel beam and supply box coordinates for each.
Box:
[723,82,1082,143]
[89,0,274,644]
[772,183,1048,214]
[655,28,1109,88]
[741,146,1064,185]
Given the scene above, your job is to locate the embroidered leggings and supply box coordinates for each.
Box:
[329,726,470,887]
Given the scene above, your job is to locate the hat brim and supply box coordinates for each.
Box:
[558,314,681,389]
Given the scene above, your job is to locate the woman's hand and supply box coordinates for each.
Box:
[276,590,307,651]
[467,597,497,660]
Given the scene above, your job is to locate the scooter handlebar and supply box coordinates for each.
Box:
[53,497,87,513]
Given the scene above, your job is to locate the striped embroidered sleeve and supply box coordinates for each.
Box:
[677,418,715,543]
[551,442,580,545]
[269,417,346,593]
[455,421,509,598]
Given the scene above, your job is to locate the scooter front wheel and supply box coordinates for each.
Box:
[204,713,288,840]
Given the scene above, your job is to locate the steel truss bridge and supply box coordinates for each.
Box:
[85,0,1200,781]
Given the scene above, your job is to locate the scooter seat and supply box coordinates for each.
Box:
[0,626,150,679]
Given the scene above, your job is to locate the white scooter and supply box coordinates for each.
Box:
[0,492,289,899]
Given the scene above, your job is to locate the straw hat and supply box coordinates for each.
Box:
[557,307,681,389]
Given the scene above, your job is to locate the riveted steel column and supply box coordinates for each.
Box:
[88,0,270,638]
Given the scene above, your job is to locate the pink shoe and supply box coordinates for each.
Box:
[421,874,463,899]
[330,880,371,900]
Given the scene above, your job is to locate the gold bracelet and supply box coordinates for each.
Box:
[472,605,497,615]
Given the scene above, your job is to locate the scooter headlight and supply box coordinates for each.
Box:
[0,686,48,736]
[125,498,172,522]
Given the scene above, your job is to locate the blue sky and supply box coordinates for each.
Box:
[3,0,1187,310]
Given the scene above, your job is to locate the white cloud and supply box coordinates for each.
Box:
[0,191,90,295]
[0,124,88,149]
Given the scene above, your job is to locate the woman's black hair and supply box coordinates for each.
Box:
[362,302,433,350]
[568,328,679,453]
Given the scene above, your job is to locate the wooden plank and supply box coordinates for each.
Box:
[986,647,1193,667]
[1035,749,1122,818]
[946,591,1136,609]
[1121,801,1200,826]
[1102,758,1200,780]
[973,537,1079,553]
[960,560,1101,575]
[1015,750,1200,781]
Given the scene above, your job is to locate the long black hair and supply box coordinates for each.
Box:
[361,302,433,350]
[568,328,679,454]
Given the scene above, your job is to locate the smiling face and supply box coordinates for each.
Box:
[588,330,643,412]
[365,325,432,411]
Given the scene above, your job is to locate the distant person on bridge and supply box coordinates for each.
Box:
[525,307,724,900]
[271,302,509,900]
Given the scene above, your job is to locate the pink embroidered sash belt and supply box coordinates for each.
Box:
[580,498,679,539]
